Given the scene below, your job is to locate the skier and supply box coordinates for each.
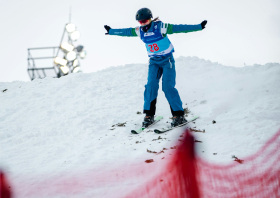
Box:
[104,8,207,127]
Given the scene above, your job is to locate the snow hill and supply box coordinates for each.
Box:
[1,56,280,197]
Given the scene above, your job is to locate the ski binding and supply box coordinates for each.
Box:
[154,116,199,134]
[131,116,163,134]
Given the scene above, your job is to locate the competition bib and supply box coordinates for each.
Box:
[140,21,174,57]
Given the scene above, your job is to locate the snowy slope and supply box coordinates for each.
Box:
[0,56,280,197]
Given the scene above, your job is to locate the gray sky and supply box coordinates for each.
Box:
[0,0,279,82]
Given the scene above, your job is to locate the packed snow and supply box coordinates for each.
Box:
[0,56,280,197]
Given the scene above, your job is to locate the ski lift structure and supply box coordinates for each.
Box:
[27,22,86,80]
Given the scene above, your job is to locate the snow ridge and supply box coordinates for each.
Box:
[0,56,280,197]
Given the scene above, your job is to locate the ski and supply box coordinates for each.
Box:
[131,116,163,134]
[154,116,199,134]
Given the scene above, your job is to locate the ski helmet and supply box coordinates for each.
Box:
[136,8,153,21]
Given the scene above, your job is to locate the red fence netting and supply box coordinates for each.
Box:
[1,129,280,198]
[124,129,280,198]
[0,171,12,198]
[196,129,280,198]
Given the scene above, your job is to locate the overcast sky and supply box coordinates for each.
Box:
[0,0,279,82]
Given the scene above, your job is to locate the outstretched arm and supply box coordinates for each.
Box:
[104,25,139,37]
[161,20,207,35]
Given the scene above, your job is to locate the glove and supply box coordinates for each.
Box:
[104,25,111,35]
[201,20,207,29]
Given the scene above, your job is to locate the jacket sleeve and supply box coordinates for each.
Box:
[109,27,140,37]
[161,23,202,36]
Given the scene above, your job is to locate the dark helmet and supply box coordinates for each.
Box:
[136,8,153,21]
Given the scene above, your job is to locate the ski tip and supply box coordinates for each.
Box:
[154,129,163,134]
[131,130,138,134]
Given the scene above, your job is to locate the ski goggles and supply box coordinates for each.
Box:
[138,19,150,25]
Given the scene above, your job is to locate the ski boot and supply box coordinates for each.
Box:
[142,115,154,128]
[171,116,187,127]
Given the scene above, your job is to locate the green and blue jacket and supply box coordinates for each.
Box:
[109,21,202,57]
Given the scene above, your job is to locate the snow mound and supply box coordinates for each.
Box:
[0,56,280,197]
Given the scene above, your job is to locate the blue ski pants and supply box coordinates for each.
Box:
[143,54,184,115]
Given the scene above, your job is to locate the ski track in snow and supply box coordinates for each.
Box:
[0,56,280,197]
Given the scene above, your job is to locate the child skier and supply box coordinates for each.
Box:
[104,8,207,128]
